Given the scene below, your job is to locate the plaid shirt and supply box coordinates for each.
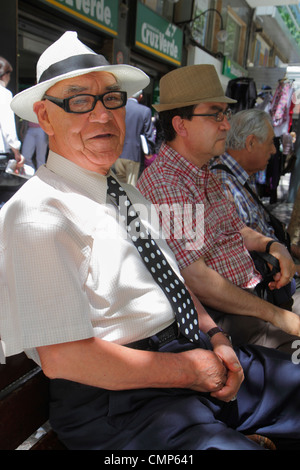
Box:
[137,143,261,289]
[210,153,275,238]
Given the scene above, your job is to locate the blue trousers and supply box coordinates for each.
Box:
[49,338,300,450]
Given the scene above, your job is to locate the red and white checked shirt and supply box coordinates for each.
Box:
[137,143,261,289]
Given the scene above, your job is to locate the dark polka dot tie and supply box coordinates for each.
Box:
[107,175,202,344]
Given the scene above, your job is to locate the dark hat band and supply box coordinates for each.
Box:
[39,54,110,83]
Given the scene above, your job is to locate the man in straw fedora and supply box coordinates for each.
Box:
[138,64,299,353]
[1,33,300,450]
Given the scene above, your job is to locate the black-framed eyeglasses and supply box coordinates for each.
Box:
[190,108,232,122]
[44,91,127,114]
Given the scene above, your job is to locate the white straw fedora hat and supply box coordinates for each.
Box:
[11,31,150,123]
[153,64,236,112]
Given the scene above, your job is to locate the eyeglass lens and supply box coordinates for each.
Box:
[68,91,126,112]
[222,108,232,120]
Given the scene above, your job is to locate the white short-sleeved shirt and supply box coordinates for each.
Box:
[0,84,21,153]
[0,151,177,364]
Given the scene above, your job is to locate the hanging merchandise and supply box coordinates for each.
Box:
[256,85,273,113]
[269,79,294,137]
[225,77,257,113]
[288,100,295,132]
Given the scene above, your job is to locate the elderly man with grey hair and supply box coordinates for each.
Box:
[210,108,297,311]
[210,109,276,237]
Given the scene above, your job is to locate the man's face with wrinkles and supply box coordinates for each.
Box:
[35,71,126,174]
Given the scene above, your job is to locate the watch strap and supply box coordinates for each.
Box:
[206,327,224,338]
[265,240,276,253]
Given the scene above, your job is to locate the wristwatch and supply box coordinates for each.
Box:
[265,240,276,253]
[206,327,224,338]
[206,327,231,343]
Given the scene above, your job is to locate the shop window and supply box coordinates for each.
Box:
[224,15,240,62]
[187,0,227,56]
[214,7,247,67]
[221,7,246,66]
[141,0,173,22]
[190,0,211,46]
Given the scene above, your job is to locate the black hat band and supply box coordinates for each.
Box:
[39,54,110,83]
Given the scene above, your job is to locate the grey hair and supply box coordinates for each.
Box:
[226,109,273,150]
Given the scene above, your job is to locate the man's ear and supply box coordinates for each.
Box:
[245,134,255,152]
[172,115,188,137]
[33,101,54,136]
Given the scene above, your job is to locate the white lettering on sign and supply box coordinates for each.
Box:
[141,23,179,60]
[59,0,112,25]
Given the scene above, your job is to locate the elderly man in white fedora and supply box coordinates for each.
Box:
[137,64,299,353]
[2,33,300,451]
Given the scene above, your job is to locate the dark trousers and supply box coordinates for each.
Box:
[49,337,300,450]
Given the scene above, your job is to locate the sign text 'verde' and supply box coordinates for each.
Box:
[142,23,179,60]
[58,0,111,25]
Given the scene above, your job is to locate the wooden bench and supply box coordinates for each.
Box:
[0,352,66,450]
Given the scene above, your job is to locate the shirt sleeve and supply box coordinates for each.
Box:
[0,211,94,356]
[0,88,21,150]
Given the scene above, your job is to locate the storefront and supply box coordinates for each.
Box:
[0,0,183,110]
[17,0,119,93]
[129,1,184,107]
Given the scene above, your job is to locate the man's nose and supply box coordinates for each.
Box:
[89,100,112,122]
[220,116,231,130]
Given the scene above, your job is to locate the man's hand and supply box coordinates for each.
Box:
[181,348,228,393]
[11,148,25,171]
[267,242,296,290]
[180,338,244,402]
[209,333,244,402]
[241,228,295,289]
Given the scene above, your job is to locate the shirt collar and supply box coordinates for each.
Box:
[220,152,250,186]
[46,150,111,204]
[160,142,209,181]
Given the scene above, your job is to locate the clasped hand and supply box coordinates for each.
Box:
[184,336,244,402]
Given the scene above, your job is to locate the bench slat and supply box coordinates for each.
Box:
[31,429,67,450]
[0,353,36,391]
[0,368,49,450]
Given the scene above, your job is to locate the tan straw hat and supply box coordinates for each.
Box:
[153,64,236,112]
[11,31,150,123]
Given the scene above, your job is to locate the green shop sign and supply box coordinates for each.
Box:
[39,0,119,36]
[223,57,248,79]
[135,2,183,66]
